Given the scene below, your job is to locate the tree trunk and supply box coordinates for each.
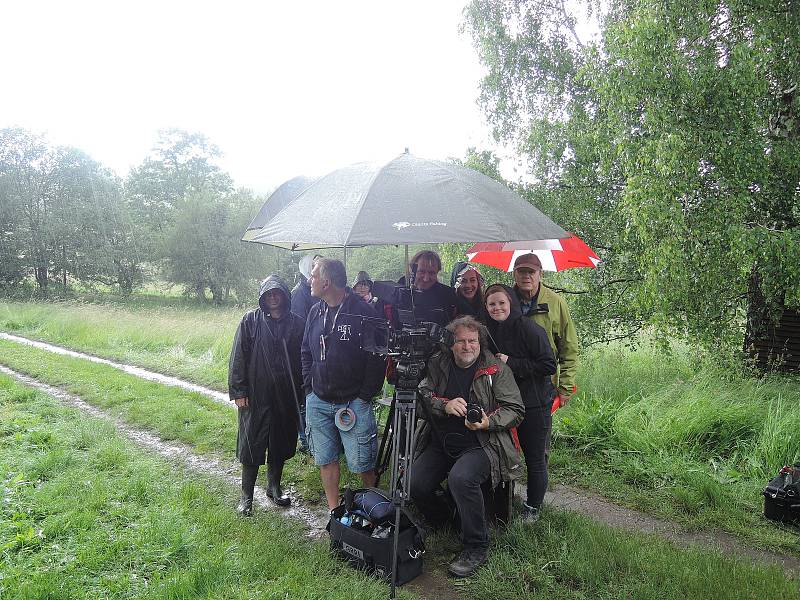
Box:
[35,266,48,294]
[744,264,786,370]
[62,245,67,294]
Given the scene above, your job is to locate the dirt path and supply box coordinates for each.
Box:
[2,332,799,578]
[0,363,462,600]
[540,485,800,575]
[0,364,327,536]
[0,332,229,405]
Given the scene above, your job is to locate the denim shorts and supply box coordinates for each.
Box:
[305,392,378,473]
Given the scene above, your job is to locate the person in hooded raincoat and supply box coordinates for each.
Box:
[228,275,305,515]
[484,283,556,523]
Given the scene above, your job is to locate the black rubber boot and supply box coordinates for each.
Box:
[237,464,259,516]
[266,461,290,507]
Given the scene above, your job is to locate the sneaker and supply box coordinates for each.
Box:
[447,547,489,578]
[521,502,540,524]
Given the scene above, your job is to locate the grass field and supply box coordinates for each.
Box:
[0,374,409,600]
[2,298,800,556]
[4,373,798,599]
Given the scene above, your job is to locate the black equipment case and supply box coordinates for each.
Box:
[327,489,425,586]
[763,464,800,524]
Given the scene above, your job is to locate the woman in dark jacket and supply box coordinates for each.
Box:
[484,283,556,522]
[228,275,306,515]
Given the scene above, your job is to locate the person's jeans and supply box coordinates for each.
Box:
[410,443,491,550]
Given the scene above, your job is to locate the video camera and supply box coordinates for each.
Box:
[357,280,453,398]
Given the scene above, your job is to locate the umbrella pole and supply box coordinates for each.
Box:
[404,245,409,282]
[343,245,348,272]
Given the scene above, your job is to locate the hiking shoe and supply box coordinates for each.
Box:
[447,547,489,578]
[521,502,540,524]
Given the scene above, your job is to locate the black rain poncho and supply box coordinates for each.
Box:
[228,276,305,465]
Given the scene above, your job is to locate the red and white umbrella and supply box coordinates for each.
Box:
[466,233,600,272]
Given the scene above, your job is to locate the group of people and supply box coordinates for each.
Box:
[227,249,578,578]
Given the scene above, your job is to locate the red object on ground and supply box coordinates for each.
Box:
[466,233,600,272]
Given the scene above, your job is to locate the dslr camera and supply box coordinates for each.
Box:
[465,401,483,424]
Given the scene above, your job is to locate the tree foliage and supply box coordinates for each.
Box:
[464,0,800,354]
[162,189,271,304]
[0,128,140,295]
[0,127,262,301]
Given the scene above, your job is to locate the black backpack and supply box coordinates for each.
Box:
[763,464,800,524]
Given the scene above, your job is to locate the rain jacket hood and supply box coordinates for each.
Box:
[485,284,522,341]
[259,275,291,315]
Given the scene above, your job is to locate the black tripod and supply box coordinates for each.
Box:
[384,387,420,599]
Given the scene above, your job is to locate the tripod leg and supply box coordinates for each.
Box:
[375,399,395,487]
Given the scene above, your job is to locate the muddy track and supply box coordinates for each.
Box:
[0,362,462,600]
[0,364,328,537]
[0,332,229,405]
[2,332,800,578]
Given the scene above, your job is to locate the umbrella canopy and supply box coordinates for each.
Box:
[242,175,318,242]
[244,152,567,249]
[466,233,600,272]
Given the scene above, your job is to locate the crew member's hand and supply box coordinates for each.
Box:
[234,396,249,408]
[465,410,489,431]
[557,385,576,406]
[444,397,467,418]
[495,353,508,363]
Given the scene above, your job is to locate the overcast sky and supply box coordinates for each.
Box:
[1,1,496,194]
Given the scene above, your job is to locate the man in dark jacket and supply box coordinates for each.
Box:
[229,275,305,515]
[290,254,320,320]
[411,315,525,578]
[393,250,458,326]
[301,258,386,510]
[291,253,320,453]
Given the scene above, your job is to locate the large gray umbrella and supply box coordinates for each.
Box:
[244,152,566,249]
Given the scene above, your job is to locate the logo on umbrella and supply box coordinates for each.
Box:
[393,221,448,231]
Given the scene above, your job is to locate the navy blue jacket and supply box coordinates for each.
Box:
[291,278,318,321]
[301,290,385,403]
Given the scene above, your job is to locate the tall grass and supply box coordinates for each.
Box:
[3,298,800,552]
[553,341,800,551]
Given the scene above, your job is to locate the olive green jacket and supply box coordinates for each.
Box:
[417,349,525,487]
[516,284,580,400]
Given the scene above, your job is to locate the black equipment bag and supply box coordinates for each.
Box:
[763,464,800,524]
[327,488,425,586]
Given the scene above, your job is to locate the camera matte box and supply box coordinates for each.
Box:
[327,505,424,586]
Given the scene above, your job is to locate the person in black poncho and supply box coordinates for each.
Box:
[484,284,556,523]
[229,275,305,515]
